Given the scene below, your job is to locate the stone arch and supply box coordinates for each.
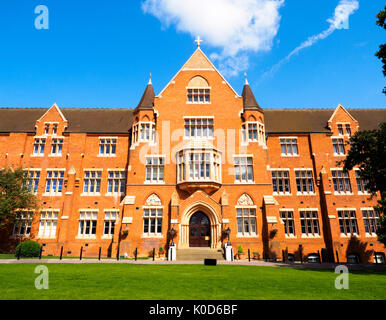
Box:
[142,115,150,122]
[180,201,221,249]
[248,115,256,122]
[237,193,254,206]
[144,193,162,206]
[187,75,210,88]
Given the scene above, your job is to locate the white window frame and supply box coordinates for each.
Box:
[354,169,369,195]
[44,170,65,196]
[242,121,265,145]
[98,137,117,156]
[82,170,102,196]
[145,156,165,184]
[337,209,359,237]
[33,138,46,156]
[299,209,320,238]
[295,169,315,195]
[184,117,214,140]
[332,137,346,156]
[50,138,63,156]
[271,169,291,195]
[280,210,295,238]
[106,170,126,195]
[12,211,33,237]
[38,210,59,239]
[279,137,299,157]
[143,207,163,238]
[236,207,257,237]
[77,210,98,239]
[234,155,254,183]
[24,169,41,194]
[103,210,119,238]
[187,88,210,104]
[331,169,352,195]
[131,122,156,145]
[361,208,380,237]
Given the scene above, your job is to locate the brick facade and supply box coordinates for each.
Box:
[0,47,385,263]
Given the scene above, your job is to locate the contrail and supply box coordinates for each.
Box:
[261,0,359,81]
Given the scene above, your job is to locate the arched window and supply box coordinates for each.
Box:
[187,76,210,104]
[236,194,257,237]
[143,194,163,237]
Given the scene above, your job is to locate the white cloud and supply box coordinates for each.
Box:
[262,0,359,79]
[142,0,285,76]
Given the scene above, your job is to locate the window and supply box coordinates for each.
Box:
[25,170,40,193]
[234,156,254,183]
[345,124,351,136]
[44,124,50,135]
[12,212,33,237]
[83,171,102,195]
[38,211,58,238]
[237,208,257,236]
[308,255,320,263]
[51,138,63,155]
[272,170,291,194]
[355,171,369,194]
[332,170,352,194]
[280,211,295,236]
[187,89,210,104]
[295,170,314,194]
[78,211,97,237]
[362,209,380,236]
[143,208,163,236]
[184,118,214,139]
[52,124,58,135]
[347,254,360,264]
[177,150,221,183]
[99,138,116,156]
[300,210,320,236]
[146,157,164,183]
[45,170,64,194]
[280,138,298,156]
[33,138,46,155]
[242,122,265,145]
[332,138,345,156]
[107,171,126,194]
[338,210,358,236]
[337,124,344,135]
[104,211,118,236]
[132,123,156,144]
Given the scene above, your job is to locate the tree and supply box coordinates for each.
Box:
[375,6,386,94]
[0,168,38,229]
[341,122,386,245]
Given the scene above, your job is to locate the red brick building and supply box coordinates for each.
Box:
[1,46,385,263]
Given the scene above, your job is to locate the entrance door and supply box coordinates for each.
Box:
[189,211,211,247]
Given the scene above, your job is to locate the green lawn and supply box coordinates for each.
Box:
[0,264,385,300]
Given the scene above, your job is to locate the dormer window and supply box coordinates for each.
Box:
[44,124,50,135]
[345,124,351,136]
[337,124,344,135]
[52,124,58,135]
[187,76,210,104]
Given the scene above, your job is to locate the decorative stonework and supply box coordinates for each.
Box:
[145,194,162,206]
[237,193,254,206]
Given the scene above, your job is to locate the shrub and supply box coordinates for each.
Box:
[238,244,244,254]
[15,240,41,258]
[159,246,164,253]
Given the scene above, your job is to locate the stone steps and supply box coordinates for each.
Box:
[177,248,225,261]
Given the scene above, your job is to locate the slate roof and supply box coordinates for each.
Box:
[242,84,264,113]
[135,82,155,111]
[0,108,384,134]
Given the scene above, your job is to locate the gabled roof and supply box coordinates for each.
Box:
[37,103,67,122]
[242,83,263,113]
[0,107,384,134]
[158,47,240,98]
[328,104,358,123]
[135,80,155,111]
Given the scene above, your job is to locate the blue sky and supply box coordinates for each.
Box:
[0,0,384,109]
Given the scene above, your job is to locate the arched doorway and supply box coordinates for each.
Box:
[189,211,211,247]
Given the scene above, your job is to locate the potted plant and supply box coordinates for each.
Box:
[237,245,245,260]
[253,252,260,260]
[158,246,165,258]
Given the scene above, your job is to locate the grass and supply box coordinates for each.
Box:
[0,264,385,300]
[0,254,150,260]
